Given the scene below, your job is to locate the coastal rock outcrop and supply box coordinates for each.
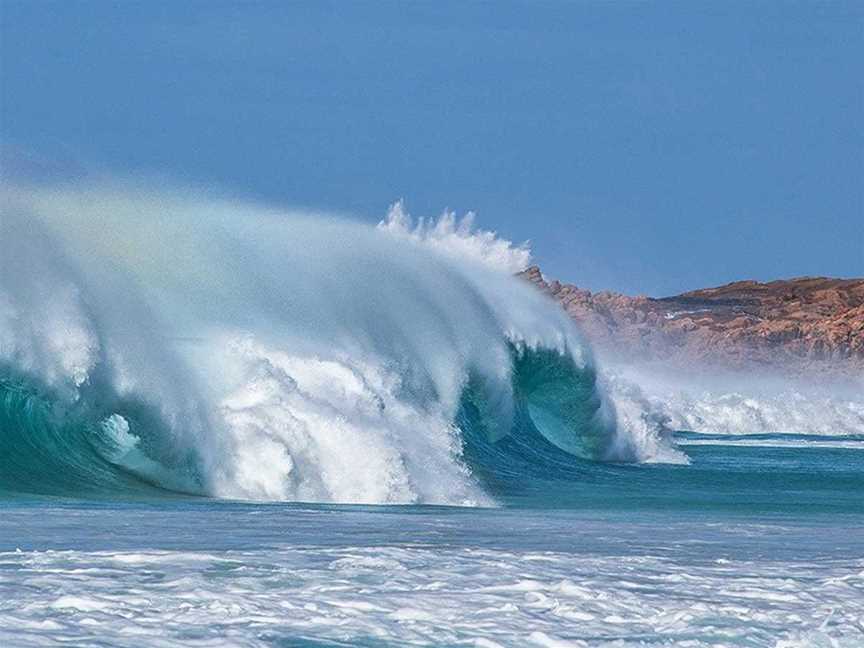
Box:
[519,266,864,374]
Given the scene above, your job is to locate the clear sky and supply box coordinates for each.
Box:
[1,1,862,295]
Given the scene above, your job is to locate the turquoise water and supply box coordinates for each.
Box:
[1,435,862,647]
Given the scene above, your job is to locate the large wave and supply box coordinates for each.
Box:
[0,184,681,503]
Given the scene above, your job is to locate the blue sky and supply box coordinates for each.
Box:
[1,1,861,295]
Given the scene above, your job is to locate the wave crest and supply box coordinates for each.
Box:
[377,199,532,274]
[0,182,678,502]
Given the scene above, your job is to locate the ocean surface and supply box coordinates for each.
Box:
[1,185,862,646]
[2,434,862,648]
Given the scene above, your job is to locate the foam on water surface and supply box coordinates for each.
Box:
[1,502,862,648]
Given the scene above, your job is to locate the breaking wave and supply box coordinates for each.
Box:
[0,184,681,503]
[604,366,864,442]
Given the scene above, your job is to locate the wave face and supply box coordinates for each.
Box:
[0,185,678,503]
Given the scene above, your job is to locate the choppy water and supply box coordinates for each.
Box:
[2,436,863,648]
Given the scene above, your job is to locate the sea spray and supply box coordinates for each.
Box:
[0,183,680,501]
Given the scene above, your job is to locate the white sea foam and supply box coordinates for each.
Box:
[603,366,864,439]
[676,437,864,450]
[659,389,864,437]
[1,543,860,647]
[0,182,681,503]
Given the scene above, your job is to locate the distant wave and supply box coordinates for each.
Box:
[604,367,864,439]
[674,431,864,450]
[662,390,864,437]
[0,183,681,502]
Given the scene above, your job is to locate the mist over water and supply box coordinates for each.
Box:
[0,182,689,503]
[602,362,864,438]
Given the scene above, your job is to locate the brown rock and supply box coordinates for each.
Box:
[518,266,864,376]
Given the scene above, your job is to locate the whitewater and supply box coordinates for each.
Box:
[1,183,862,647]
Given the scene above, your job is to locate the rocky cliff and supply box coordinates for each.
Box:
[519,266,864,374]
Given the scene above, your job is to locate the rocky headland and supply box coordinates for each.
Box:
[519,266,864,376]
